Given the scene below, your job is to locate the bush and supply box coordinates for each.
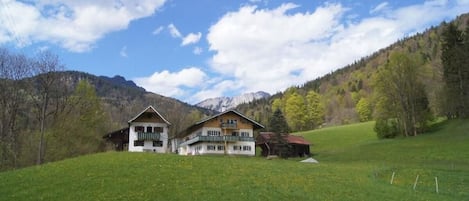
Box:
[374,118,399,139]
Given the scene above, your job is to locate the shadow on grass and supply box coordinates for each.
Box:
[425,118,449,134]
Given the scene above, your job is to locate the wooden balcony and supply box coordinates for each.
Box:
[220,123,237,129]
[179,135,254,146]
[137,132,160,140]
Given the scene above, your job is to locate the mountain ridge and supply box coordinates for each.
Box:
[196,91,270,112]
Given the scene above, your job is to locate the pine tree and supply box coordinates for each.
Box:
[268,108,290,158]
[441,23,468,118]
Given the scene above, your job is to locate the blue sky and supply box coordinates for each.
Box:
[1,0,468,104]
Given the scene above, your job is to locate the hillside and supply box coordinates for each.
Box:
[55,71,215,135]
[1,119,467,201]
[236,13,469,130]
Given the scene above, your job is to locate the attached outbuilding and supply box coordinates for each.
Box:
[256,132,311,157]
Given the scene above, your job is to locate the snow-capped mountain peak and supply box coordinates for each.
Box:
[196,91,270,112]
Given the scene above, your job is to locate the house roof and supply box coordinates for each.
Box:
[256,132,311,145]
[176,109,264,138]
[128,105,171,125]
[195,109,264,129]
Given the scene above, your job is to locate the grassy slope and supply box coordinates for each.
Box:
[1,120,468,201]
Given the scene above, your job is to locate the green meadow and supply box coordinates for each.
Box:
[1,120,468,201]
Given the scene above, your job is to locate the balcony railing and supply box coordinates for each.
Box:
[220,123,237,129]
[179,135,254,146]
[137,132,160,140]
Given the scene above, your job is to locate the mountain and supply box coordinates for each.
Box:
[196,91,270,112]
[58,71,216,135]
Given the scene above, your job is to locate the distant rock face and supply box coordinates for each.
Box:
[196,91,270,112]
[99,75,144,91]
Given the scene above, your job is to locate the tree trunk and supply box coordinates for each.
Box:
[37,92,48,165]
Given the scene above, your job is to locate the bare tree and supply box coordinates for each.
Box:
[0,48,31,170]
[29,51,65,165]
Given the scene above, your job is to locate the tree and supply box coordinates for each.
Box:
[268,108,290,158]
[269,108,290,134]
[305,90,325,129]
[0,49,31,170]
[441,22,469,118]
[355,98,372,122]
[284,91,307,131]
[47,80,107,161]
[29,51,65,164]
[373,51,432,138]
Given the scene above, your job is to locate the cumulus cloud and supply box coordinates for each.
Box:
[181,32,202,46]
[0,0,167,52]
[204,1,469,97]
[133,67,207,97]
[167,23,182,38]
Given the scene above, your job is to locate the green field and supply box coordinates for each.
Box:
[1,120,468,201]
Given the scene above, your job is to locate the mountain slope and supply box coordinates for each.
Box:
[236,13,469,129]
[196,91,270,112]
[57,71,215,135]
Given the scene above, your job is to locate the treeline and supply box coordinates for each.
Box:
[0,48,113,171]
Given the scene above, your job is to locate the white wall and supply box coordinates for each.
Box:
[128,122,169,153]
[178,141,255,156]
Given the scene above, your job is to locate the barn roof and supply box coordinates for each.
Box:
[256,132,311,145]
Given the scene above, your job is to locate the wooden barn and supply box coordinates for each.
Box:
[256,132,311,157]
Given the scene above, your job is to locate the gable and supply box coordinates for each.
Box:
[128,106,171,125]
[202,112,254,129]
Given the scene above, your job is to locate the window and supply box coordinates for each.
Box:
[217,145,225,151]
[207,145,216,151]
[153,140,163,147]
[154,127,164,133]
[232,131,239,136]
[146,126,153,133]
[195,146,202,151]
[233,145,242,151]
[243,146,251,151]
[135,126,144,132]
[134,140,144,146]
[240,132,250,137]
[207,130,221,136]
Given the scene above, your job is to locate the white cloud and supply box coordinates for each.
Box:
[370,2,389,14]
[0,0,167,52]
[205,1,469,97]
[152,26,164,35]
[181,32,202,46]
[120,46,128,57]
[193,46,203,55]
[167,23,182,38]
[133,67,207,97]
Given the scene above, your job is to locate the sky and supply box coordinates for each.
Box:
[1,0,469,104]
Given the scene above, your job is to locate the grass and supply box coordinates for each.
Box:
[1,120,468,200]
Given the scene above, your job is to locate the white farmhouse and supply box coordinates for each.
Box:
[174,110,264,156]
[104,105,171,153]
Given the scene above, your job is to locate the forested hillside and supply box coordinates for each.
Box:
[237,13,469,132]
